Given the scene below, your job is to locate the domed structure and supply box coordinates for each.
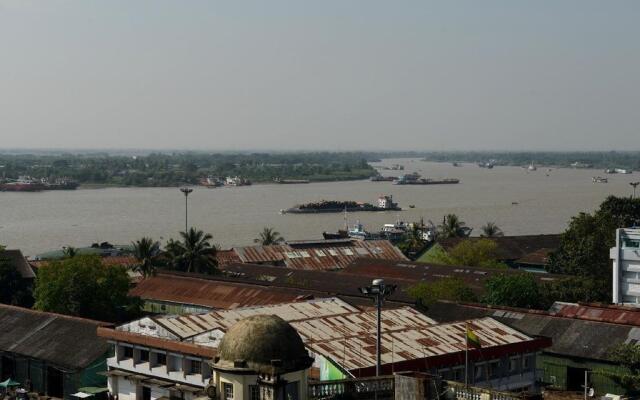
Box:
[214,314,313,375]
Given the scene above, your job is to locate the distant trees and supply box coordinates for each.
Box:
[547,196,640,302]
[34,255,141,322]
[132,237,161,278]
[254,227,285,246]
[408,277,477,308]
[438,214,472,239]
[165,228,218,274]
[480,222,503,237]
[62,246,77,258]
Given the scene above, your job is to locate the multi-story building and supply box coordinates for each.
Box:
[611,228,640,306]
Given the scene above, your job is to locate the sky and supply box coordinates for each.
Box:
[0,1,639,152]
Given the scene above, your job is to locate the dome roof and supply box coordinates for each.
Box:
[213,315,313,375]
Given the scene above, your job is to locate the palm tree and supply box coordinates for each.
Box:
[62,246,77,258]
[481,222,504,237]
[254,227,284,245]
[438,214,472,238]
[178,227,218,274]
[132,237,160,278]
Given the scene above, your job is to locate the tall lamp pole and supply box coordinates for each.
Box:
[180,187,193,232]
[631,182,640,199]
[359,278,397,376]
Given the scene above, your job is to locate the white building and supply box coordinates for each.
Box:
[611,228,640,305]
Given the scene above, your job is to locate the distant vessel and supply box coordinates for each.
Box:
[452,162,460,167]
[41,178,79,190]
[274,178,310,184]
[478,162,494,169]
[615,168,632,174]
[0,176,45,192]
[592,176,608,183]
[570,162,593,169]
[201,176,223,188]
[394,173,459,185]
[281,195,400,214]
[528,162,537,171]
[370,175,397,182]
[225,176,252,186]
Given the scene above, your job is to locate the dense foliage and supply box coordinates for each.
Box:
[428,239,508,269]
[408,277,477,307]
[607,343,640,393]
[0,152,375,186]
[34,255,141,322]
[547,196,640,302]
[482,273,545,309]
[164,228,218,274]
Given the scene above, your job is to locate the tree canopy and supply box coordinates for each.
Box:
[165,228,218,274]
[428,239,508,269]
[254,227,284,245]
[438,214,472,239]
[408,277,477,308]
[34,255,141,322]
[483,273,544,309]
[547,196,640,302]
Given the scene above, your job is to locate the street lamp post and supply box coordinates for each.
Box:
[180,187,193,232]
[631,182,640,199]
[359,278,397,376]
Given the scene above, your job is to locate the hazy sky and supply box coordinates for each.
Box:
[1,1,639,151]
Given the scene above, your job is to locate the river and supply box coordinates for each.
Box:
[0,159,636,256]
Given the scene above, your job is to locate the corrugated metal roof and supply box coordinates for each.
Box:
[229,240,408,271]
[130,274,309,309]
[155,297,359,339]
[302,316,532,371]
[549,302,640,326]
[2,249,35,279]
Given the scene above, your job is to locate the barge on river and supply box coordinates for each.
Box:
[281,195,400,214]
[393,173,459,185]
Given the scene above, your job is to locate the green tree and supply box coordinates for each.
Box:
[430,239,508,269]
[254,227,284,245]
[606,343,640,393]
[480,222,503,237]
[62,246,77,258]
[438,214,472,238]
[34,255,141,322]
[165,228,218,274]
[131,237,161,278]
[408,277,477,307]
[483,273,544,309]
[398,223,429,259]
[547,196,640,301]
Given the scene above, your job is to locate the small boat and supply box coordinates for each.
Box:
[511,201,519,205]
[408,205,415,208]
[592,176,608,183]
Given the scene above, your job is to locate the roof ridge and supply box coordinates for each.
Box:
[0,303,112,326]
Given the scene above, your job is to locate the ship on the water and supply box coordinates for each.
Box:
[0,176,79,191]
[370,175,397,182]
[393,173,459,185]
[281,195,400,214]
[274,178,310,184]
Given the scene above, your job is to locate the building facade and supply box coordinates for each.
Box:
[611,228,640,306]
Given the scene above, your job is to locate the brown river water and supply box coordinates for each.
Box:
[0,159,636,256]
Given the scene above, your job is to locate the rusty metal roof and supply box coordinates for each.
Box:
[302,316,534,372]
[548,302,640,326]
[129,273,310,310]
[155,297,359,340]
[229,239,408,271]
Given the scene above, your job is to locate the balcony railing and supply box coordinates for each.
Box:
[309,375,395,400]
[445,381,526,400]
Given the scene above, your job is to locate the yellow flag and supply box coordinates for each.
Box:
[466,324,481,349]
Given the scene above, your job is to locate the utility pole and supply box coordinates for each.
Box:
[180,187,193,232]
[631,182,639,199]
[359,278,397,376]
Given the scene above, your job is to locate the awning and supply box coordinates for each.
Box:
[71,392,93,398]
[77,387,109,395]
[99,370,131,378]
[0,379,20,388]
[171,384,203,393]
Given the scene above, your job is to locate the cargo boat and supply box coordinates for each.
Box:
[0,177,45,192]
[370,175,397,182]
[394,174,459,185]
[282,195,400,214]
[274,178,310,184]
[42,178,79,190]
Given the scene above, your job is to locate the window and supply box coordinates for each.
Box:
[488,360,500,379]
[189,360,202,375]
[474,364,486,382]
[123,346,133,359]
[249,385,260,400]
[523,354,534,371]
[623,238,640,249]
[139,350,149,362]
[155,353,166,366]
[223,383,234,400]
[453,367,464,381]
[509,357,520,373]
